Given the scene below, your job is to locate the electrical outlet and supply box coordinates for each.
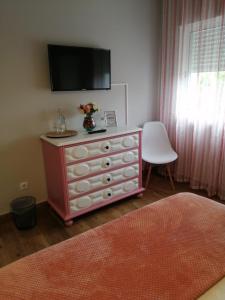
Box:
[19,181,28,190]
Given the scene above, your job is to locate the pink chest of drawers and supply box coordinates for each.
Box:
[41,127,144,225]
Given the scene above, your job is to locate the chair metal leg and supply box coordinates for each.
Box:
[145,164,152,188]
[166,164,175,190]
[143,160,148,174]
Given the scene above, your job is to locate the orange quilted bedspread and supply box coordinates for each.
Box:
[1,193,225,300]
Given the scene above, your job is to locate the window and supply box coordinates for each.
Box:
[176,17,225,124]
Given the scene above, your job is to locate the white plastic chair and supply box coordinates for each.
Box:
[142,121,178,189]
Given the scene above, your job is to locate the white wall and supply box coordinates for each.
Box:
[0,0,161,214]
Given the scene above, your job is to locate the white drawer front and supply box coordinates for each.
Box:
[68,164,139,198]
[69,178,139,212]
[66,149,139,181]
[64,134,139,163]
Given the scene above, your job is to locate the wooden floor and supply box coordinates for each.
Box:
[0,173,222,268]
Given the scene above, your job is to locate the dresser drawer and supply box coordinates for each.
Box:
[69,178,139,213]
[68,164,139,199]
[64,134,139,163]
[66,149,139,181]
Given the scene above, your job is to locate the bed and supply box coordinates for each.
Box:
[0,193,225,299]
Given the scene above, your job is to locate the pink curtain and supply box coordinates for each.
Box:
[160,0,225,199]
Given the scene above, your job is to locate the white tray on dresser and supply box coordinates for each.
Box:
[40,127,144,225]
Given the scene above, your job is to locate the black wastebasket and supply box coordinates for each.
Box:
[10,196,36,230]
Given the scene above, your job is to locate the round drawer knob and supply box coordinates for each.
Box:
[103,189,113,198]
[103,174,112,184]
[102,158,111,168]
[101,142,111,152]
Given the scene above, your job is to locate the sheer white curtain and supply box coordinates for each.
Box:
[160,0,225,199]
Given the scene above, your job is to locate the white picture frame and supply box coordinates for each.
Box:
[104,111,117,127]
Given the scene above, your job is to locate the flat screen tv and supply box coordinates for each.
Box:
[48,45,111,91]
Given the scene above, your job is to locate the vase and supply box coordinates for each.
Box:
[83,114,96,131]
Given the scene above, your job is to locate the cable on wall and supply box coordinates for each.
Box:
[111,82,129,126]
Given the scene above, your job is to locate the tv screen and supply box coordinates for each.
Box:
[48,45,111,91]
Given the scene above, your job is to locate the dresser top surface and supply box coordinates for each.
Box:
[40,127,142,147]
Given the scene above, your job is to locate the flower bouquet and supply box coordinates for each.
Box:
[79,102,99,131]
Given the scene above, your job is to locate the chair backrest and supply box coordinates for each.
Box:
[142,121,174,157]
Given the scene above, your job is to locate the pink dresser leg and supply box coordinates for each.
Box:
[137,193,143,198]
[65,220,74,226]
